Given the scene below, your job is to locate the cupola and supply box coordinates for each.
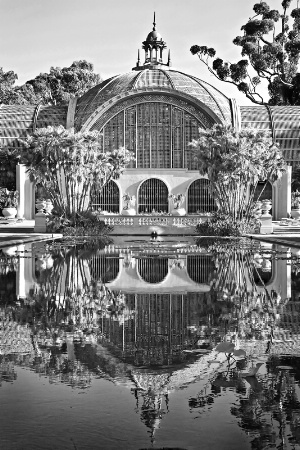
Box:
[133,13,171,70]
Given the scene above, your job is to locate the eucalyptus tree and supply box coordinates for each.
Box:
[0,60,101,106]
[190,1,300,105]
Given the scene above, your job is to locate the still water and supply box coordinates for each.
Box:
[1,235,300,450]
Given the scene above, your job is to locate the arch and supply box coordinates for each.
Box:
[81,89,220,132]
[89,254,120,283]
[138,256,169,284]
[90,180,120,213]
[187,255,215,284]
[253,181,273,202]
[138,178,169,213]
[187,179,216,214]
[253,263,273,286]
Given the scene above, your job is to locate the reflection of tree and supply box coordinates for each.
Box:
[0,252,18,304]
[197,240,286,348]
[231,359,300,449]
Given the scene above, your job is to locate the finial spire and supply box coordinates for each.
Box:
[153,12,156,31]
[168,49,171,66]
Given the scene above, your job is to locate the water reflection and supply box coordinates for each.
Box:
[1,237,300,448]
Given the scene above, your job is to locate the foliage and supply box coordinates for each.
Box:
[0,188,19,208]
[0,67,19,104]
[191,125,285,234]
[0,148,19,190]
[291,164,300,191]
[190,1,300,105]
[20,125,134,224]
[46,209,113,235]
[196,212,259,237]
[0,60,101,106]
[291,189,300,208]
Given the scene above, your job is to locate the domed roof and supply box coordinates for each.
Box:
[146,30,162,41]
[75,68,233,130]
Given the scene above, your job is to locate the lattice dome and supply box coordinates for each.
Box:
[75,68,232,130]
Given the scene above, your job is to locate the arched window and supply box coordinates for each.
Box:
[253,181,272,202]
[100,102,201,169]
[138,257,168,283]
[138,179,169,214]
[188,179,216,213]
[89,255,119,283]
[187,255,215,284]
[253,264,273,286]
[90,180,120,213]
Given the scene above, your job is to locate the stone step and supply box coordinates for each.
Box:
[273,227,300,233]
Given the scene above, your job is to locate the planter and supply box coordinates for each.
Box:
[2,207,17,218]
[291,209,300,219]
[171,208,186,216]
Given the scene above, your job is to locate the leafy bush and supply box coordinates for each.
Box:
[46,209,113,235]
[196,212,259,237]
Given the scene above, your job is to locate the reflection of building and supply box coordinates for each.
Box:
[1,239,300,446]
[0,16,293,230]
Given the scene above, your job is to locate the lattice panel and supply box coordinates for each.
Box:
[89,255,119,283]
[138,257,169,283]
[90,180,120,213]
[187,179,216,213]
[187,255,215,284]
[138,178,169,213]
[98,100,206,169]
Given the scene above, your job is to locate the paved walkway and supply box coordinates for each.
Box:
[250,234,300,248]
[0,233,63,248]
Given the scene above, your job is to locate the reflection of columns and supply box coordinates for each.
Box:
[274,165,292,220]
[16,244,26,299]
[16,163,34,219]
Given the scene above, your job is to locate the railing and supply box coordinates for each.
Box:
[102,214,209,227]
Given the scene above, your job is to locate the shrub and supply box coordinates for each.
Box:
[196,212,259,237]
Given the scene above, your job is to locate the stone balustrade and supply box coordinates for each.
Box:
[103,215,205,228]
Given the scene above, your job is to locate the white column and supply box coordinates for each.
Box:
[16,244,26,299]
[16,164,26,219]
[16,163,35,220]
[274,165,292,220]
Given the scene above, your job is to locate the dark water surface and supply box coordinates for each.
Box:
[1,235,300,450]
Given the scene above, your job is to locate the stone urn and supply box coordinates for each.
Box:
[2,207,17,218]
[291,208,300,219]
[169,194,186,216]
[122,194,136,215]
[261,200,272,215]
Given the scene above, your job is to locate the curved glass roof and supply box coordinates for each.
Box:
[75,68,232,129]
[240,105,300,163]
[0,104,67,148]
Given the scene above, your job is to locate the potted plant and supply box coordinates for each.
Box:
[0,188,19,218]
[169,193,186,216]
[291,190,300,219]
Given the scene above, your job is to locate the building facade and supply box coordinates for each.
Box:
[0,17,296,229]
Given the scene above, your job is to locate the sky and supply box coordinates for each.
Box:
[0,0,290,106]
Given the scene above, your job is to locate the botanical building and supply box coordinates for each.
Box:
[0,17,296,227]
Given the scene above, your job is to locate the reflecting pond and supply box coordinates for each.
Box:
[1,235,300,450]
